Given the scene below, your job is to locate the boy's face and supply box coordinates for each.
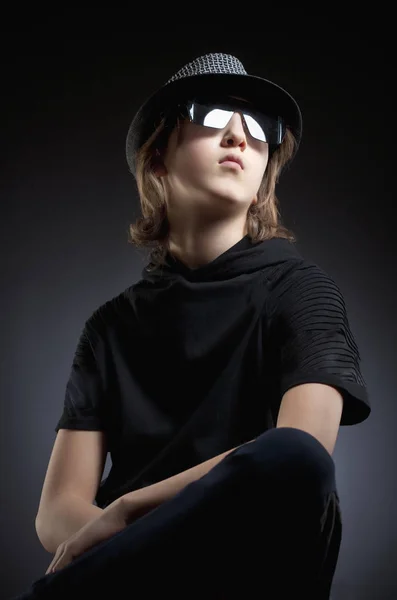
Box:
[155,97,269,223]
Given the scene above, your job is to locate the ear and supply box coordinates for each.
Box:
[153,149,168,177]
[153,163,168,177]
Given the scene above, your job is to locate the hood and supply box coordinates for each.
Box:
[141,235,302,284]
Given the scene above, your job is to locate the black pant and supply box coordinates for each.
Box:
[13,427,342,599]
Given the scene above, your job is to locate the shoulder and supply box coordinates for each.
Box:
[265,258,343,316]
[83,286,136,343]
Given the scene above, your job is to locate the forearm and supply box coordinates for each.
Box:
[121,438,255,517]
[35,493,104,554]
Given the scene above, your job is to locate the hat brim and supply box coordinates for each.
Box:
[126,72,302,175]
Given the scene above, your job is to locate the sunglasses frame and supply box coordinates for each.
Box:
[175,95,286,146]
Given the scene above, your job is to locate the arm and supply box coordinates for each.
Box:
[35,429,108,555]
[121,439,256,519]
[41,446,247,571]
[36,493,104,554]
[37,434,254,553]
[122,382,343,526]
[270,263,368,446]
[276,383,343,456]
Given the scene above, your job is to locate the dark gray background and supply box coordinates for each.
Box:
[1,28,394,600]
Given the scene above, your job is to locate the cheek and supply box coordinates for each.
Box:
[176,140,212,175]
[249,162,267,194]
[256,154,269,181]
[259,159,269,181]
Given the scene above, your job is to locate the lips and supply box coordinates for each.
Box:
[219,154,244,169]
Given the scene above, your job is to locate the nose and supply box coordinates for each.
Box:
[221,112,247,148]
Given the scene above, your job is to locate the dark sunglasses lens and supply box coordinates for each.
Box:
[244,112,285,144]
[242,113,268,142]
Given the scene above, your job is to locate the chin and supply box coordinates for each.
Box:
[211,189,251,205]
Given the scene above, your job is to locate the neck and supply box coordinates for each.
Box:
[168,220,249,270]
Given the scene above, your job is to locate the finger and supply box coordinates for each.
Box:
[45,564,55,575]
[51,552,71,574]
[45,557,58,575]
[46,558,60,574]
[45,548,64,575]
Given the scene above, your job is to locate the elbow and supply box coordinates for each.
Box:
[35,515,56,554]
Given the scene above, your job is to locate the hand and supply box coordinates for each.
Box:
[45,497,128,575]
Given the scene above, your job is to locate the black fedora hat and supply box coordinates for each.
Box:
[125,52,303,177]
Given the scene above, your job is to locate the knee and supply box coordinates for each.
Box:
[242,427,337,497]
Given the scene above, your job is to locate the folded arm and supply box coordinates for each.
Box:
[120,438,256,518]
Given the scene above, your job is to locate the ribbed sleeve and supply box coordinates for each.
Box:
[267,263,371,425]
[55,323,108,432]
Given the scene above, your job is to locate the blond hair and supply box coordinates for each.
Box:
[128,115,297,271]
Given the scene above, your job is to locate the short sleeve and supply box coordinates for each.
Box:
[268,263,371,426]
[55,324,108,432]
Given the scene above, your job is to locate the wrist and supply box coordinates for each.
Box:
[114,495,133,523]
[120,487,161,523]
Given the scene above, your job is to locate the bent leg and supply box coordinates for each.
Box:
[13,427,342,599]
[225,426,342,598]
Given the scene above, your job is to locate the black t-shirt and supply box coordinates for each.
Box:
[55,235,371,508]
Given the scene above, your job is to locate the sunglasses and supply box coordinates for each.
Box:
[175,96,285,145]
